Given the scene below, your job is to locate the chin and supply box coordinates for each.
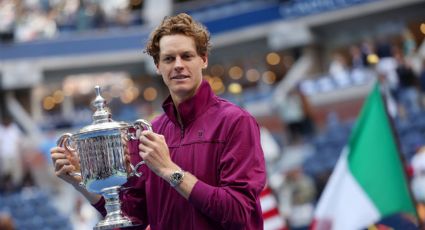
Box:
[171,85,191,93]
[171,85,196,97]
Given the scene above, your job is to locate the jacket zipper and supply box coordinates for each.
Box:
[180,126,184,138]
[180,125,185,145]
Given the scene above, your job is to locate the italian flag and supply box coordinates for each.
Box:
[311,83,417,230]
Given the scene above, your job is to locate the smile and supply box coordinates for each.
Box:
[171,75,189,80]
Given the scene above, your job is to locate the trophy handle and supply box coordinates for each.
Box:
[57,133,82,179]
[124,119,153,141]
[133,119,153,134]
[126,119,152,177]
[57,133,76,152]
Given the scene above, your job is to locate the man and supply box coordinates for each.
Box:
[51,13,266,229]
[0,113,23,190]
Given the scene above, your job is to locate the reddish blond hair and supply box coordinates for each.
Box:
[144,13,211,65]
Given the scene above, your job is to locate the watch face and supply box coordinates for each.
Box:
[171,171,184,187]
[172,172,183,181]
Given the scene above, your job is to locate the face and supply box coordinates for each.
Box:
[157,34,208,103]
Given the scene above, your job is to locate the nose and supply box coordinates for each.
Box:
[174,56,184,71]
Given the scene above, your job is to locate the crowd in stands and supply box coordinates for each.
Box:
[0,0,144,43]
[1,33,424,229]
[1,1,425,228]
[0,109,98,229]
[0,0,377,43]
[266,33,425,229]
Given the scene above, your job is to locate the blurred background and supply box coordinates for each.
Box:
[0,0,425,229]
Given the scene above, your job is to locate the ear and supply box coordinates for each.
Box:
[202,55,208,69]
[155,64,160,75]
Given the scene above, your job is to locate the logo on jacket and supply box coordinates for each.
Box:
[198,129,204,139]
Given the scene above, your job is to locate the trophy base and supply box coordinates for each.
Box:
[93,186,141,230]
[94,216,139,230]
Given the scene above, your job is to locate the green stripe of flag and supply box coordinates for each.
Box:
[348,83,416,216]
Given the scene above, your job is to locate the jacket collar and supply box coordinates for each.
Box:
[162,80,217,128]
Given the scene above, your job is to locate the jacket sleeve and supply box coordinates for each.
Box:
[188,115,267,228]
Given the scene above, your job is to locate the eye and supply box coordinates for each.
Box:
[182,53,194,60]
[162,56,174,63]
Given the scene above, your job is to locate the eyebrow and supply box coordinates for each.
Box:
[161,50,196,56]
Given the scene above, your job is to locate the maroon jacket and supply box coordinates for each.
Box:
[93,80,266,229]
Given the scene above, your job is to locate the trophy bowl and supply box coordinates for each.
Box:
[57,86,151,230]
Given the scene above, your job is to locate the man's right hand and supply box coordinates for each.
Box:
[50,146,82,187]
[50,146,102,205]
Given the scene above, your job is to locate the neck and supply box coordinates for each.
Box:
[176,110,183,127]
[170,95,185,127]
[169,81,204,127]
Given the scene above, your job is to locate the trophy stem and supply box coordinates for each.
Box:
[93,186,136,230]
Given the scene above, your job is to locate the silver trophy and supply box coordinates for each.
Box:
[57,86,151,230]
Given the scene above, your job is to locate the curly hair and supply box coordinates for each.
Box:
[144,13,211,65]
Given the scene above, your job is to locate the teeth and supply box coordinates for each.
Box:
[173,75,186,79]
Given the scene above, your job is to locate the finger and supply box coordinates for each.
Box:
[51,153,68,165]
[138,143,151,155]
[54,159,71,171]
[56,164,75,177]
[50,146,66,155]
[140,135,156,148]
[141,130,158,141]
[51,152,67,159]
[139,134,150,146]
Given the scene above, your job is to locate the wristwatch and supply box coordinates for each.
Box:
[169,169,185,187]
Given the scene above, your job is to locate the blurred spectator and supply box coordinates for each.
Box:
[143,0,172,26]
[329,51,351,87]
[312,169,332,202]
[410,147,425,203]
[371,213,419,230]
[277,167,316,230]
[0,0,145,43]
[0,213,15,230]
[277,87,314,145]
[0,114,24,188]
[299,87,315,138]
[27,129,68,196]
[360,39,374,66]
[53,0,79,32]
[20,168,36,188]
[349,44,367,69]
[418,60,425,108]
[14,3,57,42]
[277,88,305,144]
[260,126,281,163]
[375,38,399,99]
[39,130,59,164]
[89,3,107,29]
[71,195,100,229]
[0,173,17,194]
[394,49,420,114]
[409,146,425,225]
[76,1,98,31]
[0,1,16,43]
[402,29,417,57]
